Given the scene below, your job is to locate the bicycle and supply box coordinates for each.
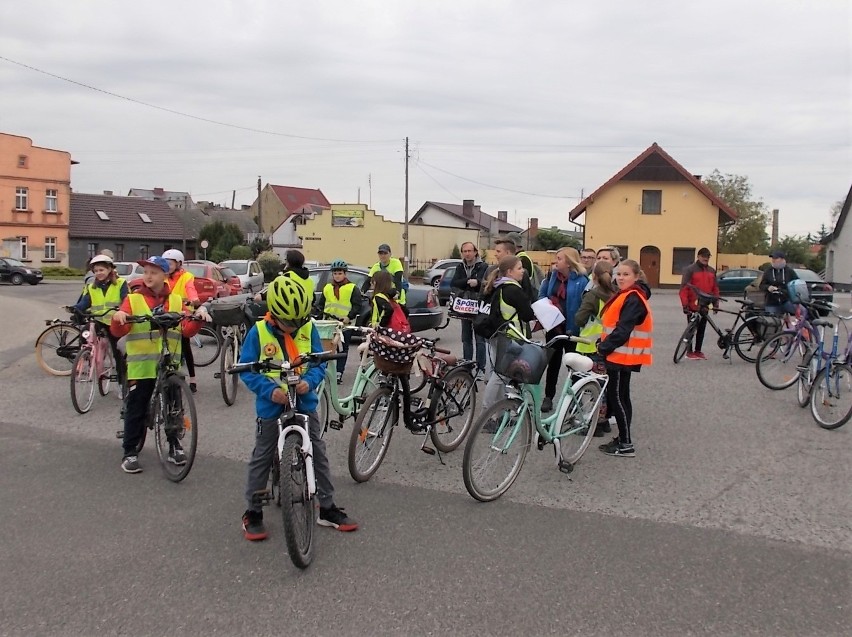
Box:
[118,313,203,482]
[673,285,775,364]
[228,351,347,569]
[462,327,608,502]
[348,335,478,482]
[208,300,253,406]
[807,306,852,429]
[70,309,119,414]
[189,324,221,368]
[755,300,827,390]
[35,307,86,376]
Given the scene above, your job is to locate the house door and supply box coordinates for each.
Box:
[640,246,661,288]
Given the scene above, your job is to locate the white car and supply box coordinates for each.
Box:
[219,259,265,293]
[425,258,463,288]
[84,261,145,285]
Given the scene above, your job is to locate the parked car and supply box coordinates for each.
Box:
[84,261,146,285]
[301,265,444,332]
[716,268,762,296]
[131,260,232,302]
[793,268,834,307]
[437,261,547,306]
[219,266,244,296]
[425,259,463,288]
[219,259,264,294]
[0,257,42,285]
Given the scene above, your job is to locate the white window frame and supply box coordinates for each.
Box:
[20,236,29,260]
[87,243,98,259]
[15,187,28,211]
[44,237,57,260]
[45,189,58,212]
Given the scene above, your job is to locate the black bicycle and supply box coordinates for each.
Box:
[674,285,777,364]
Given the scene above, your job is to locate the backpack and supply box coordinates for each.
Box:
[387,299,411,333]
[472,287,515,339]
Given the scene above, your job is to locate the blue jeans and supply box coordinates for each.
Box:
[461,319,486,372]
[766,301,797,316]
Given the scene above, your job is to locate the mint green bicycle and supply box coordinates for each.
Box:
[462,327,608,502]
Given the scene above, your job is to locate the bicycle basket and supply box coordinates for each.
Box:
[313,319,340,352]
[369,326,423,375]
[208,301,246,326]
[787,279,809,304]
[490,331,551,384]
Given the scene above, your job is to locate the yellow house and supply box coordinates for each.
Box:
[568,143,737,287]
[0,132,75,266]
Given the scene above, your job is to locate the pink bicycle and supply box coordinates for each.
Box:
[70,310,120,414]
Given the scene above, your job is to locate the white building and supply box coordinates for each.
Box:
[824,184,852,291]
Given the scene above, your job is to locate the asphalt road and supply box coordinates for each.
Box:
[1,280,849,636]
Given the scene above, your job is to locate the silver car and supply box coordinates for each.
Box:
[219,259,265,293]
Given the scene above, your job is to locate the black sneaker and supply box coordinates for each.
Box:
[189,383,198,394]
[336,372,344,385]
[318,505,358,532]
[541,397,553,413]
[242,509,268,541]
[598,437,635,457]
[121,455,142,474]
[168,446,187,466]
[593,421,606,437]
[599,417,612,434]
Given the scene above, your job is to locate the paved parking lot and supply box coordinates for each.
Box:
[1,280,849,636]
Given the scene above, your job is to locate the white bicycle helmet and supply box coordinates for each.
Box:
[162,249,185,263]
[89,254,114,269]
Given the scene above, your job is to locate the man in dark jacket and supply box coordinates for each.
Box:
[759,249,798,315]
[451,241,489,376]
[678,247,720,360]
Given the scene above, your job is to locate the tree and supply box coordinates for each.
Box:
[534,228,580,251]
[257,250,282,282]
[230,245,252,260]
[249,236,271,257]
[703,170,770,254]
[830,200,843,225]
[199,221,245,260]
[450,244,461,259]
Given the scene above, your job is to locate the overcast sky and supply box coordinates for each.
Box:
[2,0,850,239]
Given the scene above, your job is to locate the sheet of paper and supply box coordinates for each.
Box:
[531,298,565,331]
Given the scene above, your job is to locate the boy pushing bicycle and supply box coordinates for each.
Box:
[239,276,358,541]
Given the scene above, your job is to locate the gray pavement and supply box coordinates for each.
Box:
[0,280,850,636]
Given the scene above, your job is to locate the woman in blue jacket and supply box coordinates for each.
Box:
[538,246,589,412]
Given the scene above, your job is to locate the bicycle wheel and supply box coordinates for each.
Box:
[796,347,819,408]
[756,332,808,390]
[348,386,397,482]
[317,383,330,435]
[733,318,766,364]
[462,397,531,502]
[97,342,116,397]
[409,366,429,394]
[280,433,315,569]
[271,449,282,507]
[36,324,83,376]
[190,326,221,368]
[70,349,96,414]
[556,377,603,466]
[219,335,239,406]
[673,319,697,364]
[429,367,477,452]
[809,364,852,430]
[153,375,199,482]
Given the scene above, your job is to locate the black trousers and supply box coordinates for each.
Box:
[181,336,195,379]
[605,367,633,445]
[122,378,156,457]
[544,328,576,399]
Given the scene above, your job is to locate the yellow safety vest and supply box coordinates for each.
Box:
[256,319,313,381]
[170,270,194,300]
[86,278,126,324]
[498,280,526,338]
[322,282,355,319]
[576,299,604,354]
[125,293,184,380]
[601,290,653,366]
[368,258,406,305]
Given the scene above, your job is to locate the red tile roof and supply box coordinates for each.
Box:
[70,193,186,240]
[269,185,330,213]
[568,143,738,223]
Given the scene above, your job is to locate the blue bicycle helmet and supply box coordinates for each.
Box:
[330,259,348,272]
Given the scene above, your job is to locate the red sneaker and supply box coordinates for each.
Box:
[685,352,700,360]
[694,352,707,360]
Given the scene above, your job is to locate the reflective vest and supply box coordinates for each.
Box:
[283,270,315,300]
[600,290,653,366]
[516,251,533,276]
[576,299,604,354]
[498,280,525,338]
[256,319,313,381]
[368,258,406,305]
[170,270,194,300]
[125,293,184,380]
[322,282,355,319]
[86,278,126,324]
[370,292,391,326]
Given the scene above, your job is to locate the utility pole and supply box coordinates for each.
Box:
[231,190,235,209]
[257,176,263,236]
[404,137,409,270]
[369,173,372,209]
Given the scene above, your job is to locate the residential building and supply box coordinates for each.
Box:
[568,143,738,287]
[518,217,583,251]
[0,133,75,266]
[247,184,330,236]
[128,187,195,211]
[410,199,522,250]
[823,184,852,291]
[69,192,186,269]
[171,201,259,259]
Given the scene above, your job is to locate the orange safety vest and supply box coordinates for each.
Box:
[600,289,653,366]
[169,270,194,300]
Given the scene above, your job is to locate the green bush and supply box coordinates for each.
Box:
[42,266,85,277]
[257,250,282,282]
[229,245,252,260]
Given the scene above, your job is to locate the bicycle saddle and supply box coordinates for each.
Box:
[562,352,593,373]
[811,319,834,328]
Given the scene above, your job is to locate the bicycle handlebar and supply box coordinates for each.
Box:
[227,351,347,375]
[125,312,205,329]
[686,283,727,304]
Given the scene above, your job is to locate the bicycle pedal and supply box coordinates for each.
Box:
[537,437,546,451]
[420,445,436,456]
[250,489,273,507]
[115,430,124,439]
[213,372,222,379]
[329,419,343,431]
[557,459,574,474]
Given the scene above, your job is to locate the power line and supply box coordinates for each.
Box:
[414,162,461,201]
[0,55,399,145]
[417,159,582,199]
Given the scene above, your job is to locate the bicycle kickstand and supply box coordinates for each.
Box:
[419,429,445,465]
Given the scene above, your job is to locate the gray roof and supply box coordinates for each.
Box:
[70,193,186,240]
[172,207,259,239]
[412,201,523,232]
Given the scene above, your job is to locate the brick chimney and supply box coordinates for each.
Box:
[462,199,474,218]
[497,210,508,222]
[529,217,539,241]
[153,187,165,198]
[103,190,113,196]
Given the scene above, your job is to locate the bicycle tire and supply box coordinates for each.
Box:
[280,433,315,569]
[70,348,96,414]
[409,366,428,394]
[154,375,198,482]
[219,335,239,406]
[733,317,766,364]
[809,364,852,430]
[796,347,818,408]
[36,323,83,376]
[271,449,282,507]
[462,397,531,502]
[348,386,397,482]
[756,332,809,390]
[190,326,221,368]
[317,383,330,435]
[673,319,697,364]
[97,342,115,397]
[556,377,603,467]
[428,367,477,452]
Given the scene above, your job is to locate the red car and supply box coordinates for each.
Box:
[129,260,232,303]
